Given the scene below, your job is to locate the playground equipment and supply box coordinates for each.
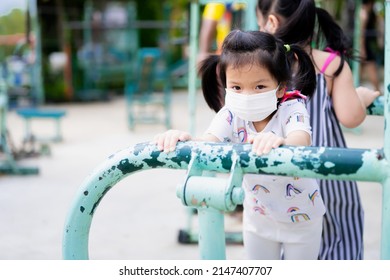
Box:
[75,1,186,129]
[0,66,39,175]
[63,0,389,260]
[16,108,66,143]
[6,37,67,151]
[1,0,67,172]
[75,1,139,101]
[63,140,390,260]
[125,47,171,130]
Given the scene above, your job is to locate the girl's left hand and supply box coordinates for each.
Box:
[248,132,285,156]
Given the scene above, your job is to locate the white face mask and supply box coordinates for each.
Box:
[224,86,279,122]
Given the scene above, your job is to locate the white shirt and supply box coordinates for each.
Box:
[206,99,326,223]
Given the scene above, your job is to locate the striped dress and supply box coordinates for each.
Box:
[306,62,364,260]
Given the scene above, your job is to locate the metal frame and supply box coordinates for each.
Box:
[63,140,390,259]
[0,66,39,175]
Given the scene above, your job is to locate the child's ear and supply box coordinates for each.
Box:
[266,14,280,34]
[276,85,286,98]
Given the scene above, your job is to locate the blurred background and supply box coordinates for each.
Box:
[0,0,384,105]
[0,0,385,260]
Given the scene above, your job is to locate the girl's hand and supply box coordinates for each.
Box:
[356,86,381,108]
[248,132,285,156]
[153,130,192,153]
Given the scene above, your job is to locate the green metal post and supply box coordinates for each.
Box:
[353,0,362,86]
[176,151,244,258]
[245,0,258,30]
[180,176,229,259]
[198,207,226,259]
[28,0,44,105]
[381,0,390,260]
[83,0,93,90]
[188,1,200,135]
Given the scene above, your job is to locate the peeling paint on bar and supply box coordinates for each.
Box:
[367,95,384,116]
[63,141,389,260]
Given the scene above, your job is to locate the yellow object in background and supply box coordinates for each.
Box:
[202,3,230,53]
[202,3,226,21]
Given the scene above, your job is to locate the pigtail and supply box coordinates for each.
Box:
[285,44,316,98]
[315,7,355,77]
[198,54,224,112]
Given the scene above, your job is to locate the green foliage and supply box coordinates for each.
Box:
[0,9,26,34]
[0,9,27,58]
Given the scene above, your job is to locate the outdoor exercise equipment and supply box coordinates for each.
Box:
[63,139,390,260]
[7,38,67,151]
[63,0,390,260]
[125,48,171,130]
[0,66,38,175]
[15,1,66,150]
[0,0,67,171]
[75,1,186,129]
[75,1,139,101]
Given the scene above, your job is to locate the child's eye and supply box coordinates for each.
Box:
[232,86,241,91]
[255,85,266,90]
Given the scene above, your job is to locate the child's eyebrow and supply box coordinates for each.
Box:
[254,78,271,83]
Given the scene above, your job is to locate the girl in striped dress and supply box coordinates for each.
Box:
[256,0,380,259]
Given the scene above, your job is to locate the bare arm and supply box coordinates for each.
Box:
[198,19,218,64]
[331,61,368,128]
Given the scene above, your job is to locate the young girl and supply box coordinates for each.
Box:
[256,0,381,260]
[154,30,326,260]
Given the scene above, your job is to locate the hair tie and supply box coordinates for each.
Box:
[284,44,291,52]
[280,90,306,103]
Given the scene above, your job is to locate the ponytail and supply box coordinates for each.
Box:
[315,7,355,76]
[285,43,316,98]
[198,55,224,112]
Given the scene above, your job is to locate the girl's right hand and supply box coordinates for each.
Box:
[153,130,192,153]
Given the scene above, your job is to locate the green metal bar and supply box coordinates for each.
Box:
[367,95,385,115]
[381,0,390,260]
[63,141,389,259]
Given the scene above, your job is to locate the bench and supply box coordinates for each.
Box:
[16,108,67,143]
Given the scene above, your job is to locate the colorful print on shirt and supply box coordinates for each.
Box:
[252,184,270,194]
[286,113,306,125]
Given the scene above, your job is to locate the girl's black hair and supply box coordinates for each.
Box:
[198,30,316,112]
[257,0,354,77]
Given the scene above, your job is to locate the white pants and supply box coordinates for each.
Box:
[243,215,323,260]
